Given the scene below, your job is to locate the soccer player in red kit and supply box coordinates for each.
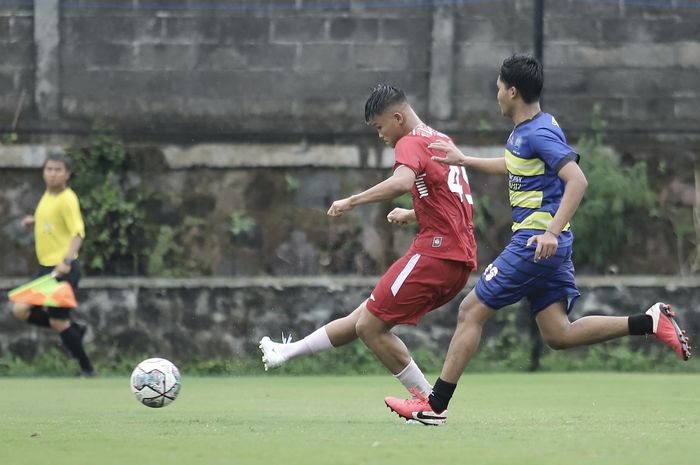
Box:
[259,84,476,406]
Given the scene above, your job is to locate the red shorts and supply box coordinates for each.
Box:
[366,251,472,325]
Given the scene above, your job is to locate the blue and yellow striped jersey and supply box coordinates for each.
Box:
[505,112,579,235]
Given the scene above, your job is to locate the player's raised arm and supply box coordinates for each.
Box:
[327,165,415,217]
[428,140,507,174]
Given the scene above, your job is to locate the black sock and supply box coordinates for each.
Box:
[60,324,94,373]
[27,307,50,327]
[628,314,653,335]
[429,377,457,413]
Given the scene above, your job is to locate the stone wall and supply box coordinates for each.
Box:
[1,276,698,364]
[0,140,694,278]
[0,145,516,278]
[1,1,699,142]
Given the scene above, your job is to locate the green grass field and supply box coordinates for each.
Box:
[1,373,698,465]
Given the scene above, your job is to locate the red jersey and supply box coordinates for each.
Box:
[393,124,477,268]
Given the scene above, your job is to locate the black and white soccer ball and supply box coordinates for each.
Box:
[130,357,181,408]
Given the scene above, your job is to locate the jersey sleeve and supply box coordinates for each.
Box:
[61,190,85,238]
[393,137,427,175]
[530,127,580,173]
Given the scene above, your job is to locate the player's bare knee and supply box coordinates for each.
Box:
[456,304,488,329]
[49,318,70,333]
[542,334,570,350]
[11,303,30,321]
[455,306,470,327]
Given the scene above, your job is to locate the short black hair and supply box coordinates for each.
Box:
[364,84,407,123]
[499,54,543,104]
[43,152,73,172]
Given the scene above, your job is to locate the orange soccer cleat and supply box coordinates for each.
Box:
[646,302,691,361]
[384,388,448,426]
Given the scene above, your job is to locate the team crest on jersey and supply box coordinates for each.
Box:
[551,116,559,127]
[432,237,443,248]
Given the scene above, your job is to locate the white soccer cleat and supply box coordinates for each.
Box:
[259,333,292,371]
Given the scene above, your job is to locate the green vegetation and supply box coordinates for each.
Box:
[1,131,17,144]
[0,374,697,465]
[471,194,493,238]
[285,173,300,192]
[38,111,690,276]
[392,193,413,210]
[572,105,656,270]
[67,133,150,274]
[145,225,183,277]
[0,335,695,377]
[229,210,257,237]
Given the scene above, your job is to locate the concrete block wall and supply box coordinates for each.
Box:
[2,1,698,140]
[0,4,33,124]
[452,1,534,127]
[56,1,433,134]
[544,0,700,131]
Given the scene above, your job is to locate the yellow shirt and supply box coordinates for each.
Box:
[34,188,85,266]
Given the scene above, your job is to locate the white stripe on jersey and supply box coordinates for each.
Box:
[391,254,421,296]
[415,173,428,199]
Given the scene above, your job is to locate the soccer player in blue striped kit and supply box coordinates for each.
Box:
[385,54,691,426]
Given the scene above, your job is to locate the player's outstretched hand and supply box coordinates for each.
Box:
[387,208,416,225]
[428,140,469,166]
[526,231,559,262]
[327,198,353,217]
[21,215,35,227]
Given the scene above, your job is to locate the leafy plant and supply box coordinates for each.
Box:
[1,132,17,144]
[393,193,413,210]
[478,119,493,131]
[230,210,256,236]
[67,132,150,274]
[285,174,300,192]
[472,309,534,372]
[571,105,656,270]
[146,225,183,277]
[471,194,492,238]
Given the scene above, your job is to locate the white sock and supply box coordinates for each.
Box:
[277,326,333,360]
[394,359,432,397]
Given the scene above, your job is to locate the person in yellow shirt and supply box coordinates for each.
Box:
[11,153,95,376]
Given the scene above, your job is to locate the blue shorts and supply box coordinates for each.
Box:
[474,230,580,314]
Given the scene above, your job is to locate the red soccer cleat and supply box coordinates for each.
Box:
[384,388,448,426]
[646,302,691,361]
